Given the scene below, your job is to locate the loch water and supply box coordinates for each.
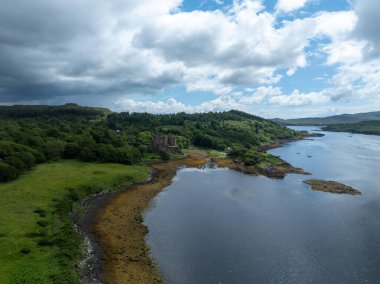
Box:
[144,127,380,283]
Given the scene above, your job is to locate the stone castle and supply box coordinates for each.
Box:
[151,133,181,153]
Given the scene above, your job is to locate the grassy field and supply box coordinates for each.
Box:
[207,150,227,158]
[0,160,150,284]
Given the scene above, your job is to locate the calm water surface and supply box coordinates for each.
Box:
[144,127,380,283]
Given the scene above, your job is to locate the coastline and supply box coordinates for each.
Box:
[79,151,209,283]
[212,157,310,179]
[77,134,324,283]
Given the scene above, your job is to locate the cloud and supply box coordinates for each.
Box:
[116,96,242,114]
[0,0,379,118]
[268,89,329,106]
[0,0,362,105]
[115,86,330,113]
[314,0,380,107]
[352,0,380,58]
[275,0,310,13]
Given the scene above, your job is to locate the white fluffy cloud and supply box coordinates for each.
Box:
[116,86,328,114]
[116,96,242,113]
[275,0,309,13]
[1,0,380,117]
[0,0,360,103]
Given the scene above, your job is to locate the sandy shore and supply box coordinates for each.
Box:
[89,151,209,283]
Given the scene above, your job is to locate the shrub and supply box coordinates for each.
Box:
[20,248,31,254]
[14,151,36,169]
[37,237,52,246]
[159,151,171,161]
[0,162,18,181]
[25,231,47,238]
[79,147,97,162]
[68,189,80,201]
[4,156,25,173]
[37,220,48,227]
[63,142,81,159]
[33,208,47,216]
[242,150,263,165]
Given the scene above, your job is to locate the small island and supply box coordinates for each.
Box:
[303,180,362,195]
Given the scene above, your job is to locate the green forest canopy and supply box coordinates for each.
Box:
[0,104,301,181]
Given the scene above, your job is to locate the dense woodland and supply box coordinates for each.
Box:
[0,104,300,182]
[322,121,380,135]
[274,111,380,125]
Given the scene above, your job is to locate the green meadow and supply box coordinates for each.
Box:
[0,160,150,284]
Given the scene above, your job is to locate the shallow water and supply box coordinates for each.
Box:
[144,127,380,283]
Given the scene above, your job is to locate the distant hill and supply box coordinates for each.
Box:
[0,103,111,118]
[322,121,380,136]
[273,111,380,125]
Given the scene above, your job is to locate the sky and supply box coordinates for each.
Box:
[0,0,379,118]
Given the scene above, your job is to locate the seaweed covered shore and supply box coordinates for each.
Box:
[79,151,208,283]
[78,146,312,283]
[80,134,361,283]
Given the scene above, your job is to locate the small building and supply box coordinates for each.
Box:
[151,133,181,153]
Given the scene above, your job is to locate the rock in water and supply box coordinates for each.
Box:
[303,180,362,195]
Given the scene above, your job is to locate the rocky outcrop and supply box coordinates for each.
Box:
[303,180,362,195]
[213,158,310,179]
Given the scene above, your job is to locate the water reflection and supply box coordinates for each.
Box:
[144,128,380,283]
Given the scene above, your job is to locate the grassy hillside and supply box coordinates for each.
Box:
[274,111,380,125]
[0,160,150,283]
[322,120,380,135]
[0,105,302,283]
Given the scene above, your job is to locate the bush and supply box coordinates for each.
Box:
[20,248,31,254]
[33,208,46,215]
[36,220,48,227]
[37,237,52,246]
[228,146,246,159]
[68,189,80,201]
[242,150,263,165]
[0,162,18,181]
[159,151,171,161]
[33,208,47,217]
[14,151,36,169]
[193,134,213,148]
[63,142,81,159]
[79,147,97,162]
[25,231,47,238]
[4,156,25,173]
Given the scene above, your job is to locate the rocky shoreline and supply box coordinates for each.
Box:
[78,151,209,284]
[303,180,362,195]
[259,132,325,152]
[212,157,310,179]
[76,133,331,283]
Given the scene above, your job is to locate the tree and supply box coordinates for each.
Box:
[0,162,18,181]
[43,139,65,161]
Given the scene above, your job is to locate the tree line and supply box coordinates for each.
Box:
[0,104,300,182]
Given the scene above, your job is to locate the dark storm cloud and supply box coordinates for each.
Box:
[0,0,375,107]
[0,0,183,104]
[353,0,380,58]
